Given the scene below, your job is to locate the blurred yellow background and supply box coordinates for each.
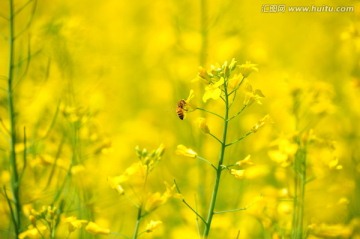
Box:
[1,0,360,238]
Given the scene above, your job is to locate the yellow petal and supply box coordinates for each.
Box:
[145,220,163,233]
[175,145,197,158]
[85,222,110,235]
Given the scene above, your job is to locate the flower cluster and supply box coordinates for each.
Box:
[197,59,258,103]
[175,59,267,238]
[107,144,177,238]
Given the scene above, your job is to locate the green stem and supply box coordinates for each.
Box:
[174,180,207,224]
[132,206,142,239]
[214,207,246,214]
[202,82,230,238]
[199,0,208,66]
[196,156,217,170]
[228,104,247,122]
[196,107,224,120]
[7,0,21,235]
[226,131,253,147]
[291,138,307,239]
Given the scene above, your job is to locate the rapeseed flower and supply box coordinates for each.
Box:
[18,226,47,239]
[85,222,110,235]
[268,137,298,167]
[244,84,265,106]
[175,145,197,158]
[65,216,88,233]
[235,155,254,167]
[144,192,167,212]
[145,220,162,233]
[203,77,224,102]
[107,176,125,195]
[251,114,270,133]
[238,61,258,77]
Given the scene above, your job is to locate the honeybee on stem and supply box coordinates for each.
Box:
[176,99,187,120]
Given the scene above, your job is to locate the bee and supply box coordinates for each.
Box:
[176,99,187,120]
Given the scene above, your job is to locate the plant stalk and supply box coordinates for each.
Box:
[199,0,208,66]
[132,206,142,239]
[291,138,307,239]
[7,0,21,236]
[202,82,230,238]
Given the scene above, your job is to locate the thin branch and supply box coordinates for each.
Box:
[13,48,41,69]
[46,136,65,188]
[228,76,246,96]
[41,100,61,140]
[0,13,9,21]
[7,0,21,233]
[14,36,42,89]
[235,230,240,239]
[3,186,18,234]
[0,118,10,135]
[195,107,224,120]
[228,90,237,109]
[226,131,253,147]
[220,95,226,103]
[34,224,46,239]
[44,57,51,81]
[14,0,37,39]
[14,0,33,15]
[228,104,247,122]
[228,77,246,109]
[208,131,222,145]
[305,176,316,184]
[173,180,207,225]
[20,127,27,180]
[214,194,262,214]
[194,194,203,239]
[196,155,217,171]
[214,207,246,214]
[0,75,9,81]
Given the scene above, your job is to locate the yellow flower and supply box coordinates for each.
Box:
[85,222,110,235]
[328,157,342,170]
[198,66,211,82]
[251,114,270,133]
[238,61,258,77]
[175,145,197,158]
[202,77,224,102]
[268,137,298,167]
[71,164,85,175]
[235,155,254,167]
[107,176,126,195]
[65,216,88,233]
[144,192,167,212]
[0,170,10,184]
[155,144,165,158]
[18,226,47,239]
[228,58,237,71]
[244,84,265,106]
[308,222,353,238]
[163,181,183,200]
[230,169,245,179]
[145,220,162,233]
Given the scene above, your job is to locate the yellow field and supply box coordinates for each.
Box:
[0,0,360,238]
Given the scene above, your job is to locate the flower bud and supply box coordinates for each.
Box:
[198,117,210,134]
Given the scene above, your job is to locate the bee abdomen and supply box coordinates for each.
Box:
[176,108,184,120]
